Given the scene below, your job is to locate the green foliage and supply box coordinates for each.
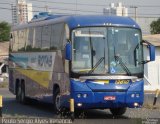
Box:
[150,18,160,34]
[0,21,11,41]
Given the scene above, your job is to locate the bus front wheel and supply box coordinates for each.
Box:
[110,107,127,116]
[53,88,61,113]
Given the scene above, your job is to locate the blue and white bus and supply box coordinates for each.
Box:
[9,15,155,117]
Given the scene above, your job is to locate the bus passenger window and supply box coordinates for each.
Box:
[50,23,64,50]
[42,25,51,49]
[34,27,42,49]
[26,28,34,50]
[12,31,19,51]
[18,30,26,51]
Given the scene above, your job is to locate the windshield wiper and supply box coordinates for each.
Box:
[115,55,131,76]
[88,57,104,74]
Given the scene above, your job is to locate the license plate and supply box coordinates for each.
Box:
[115,80,129,84]
[104,96,116,101]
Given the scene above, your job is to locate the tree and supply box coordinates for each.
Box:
[150,18,160,34]
[0,21,11,42]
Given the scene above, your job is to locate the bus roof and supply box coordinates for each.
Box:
[45,15,141,30]
[13,15,140,30]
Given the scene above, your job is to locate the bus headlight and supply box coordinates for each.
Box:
[77,93,88,98]
[136,94,140,98]
[77,94,81,98]
[131,93,140,98]
[83,94,88,98]
[131,94,135,98]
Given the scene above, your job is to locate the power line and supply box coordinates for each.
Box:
[128,5,160,8]
[19,4,160,16]
[0,3,159,18]
[0,6,74,15]
[0,2,160,15]
[28,0,107,7]
[28,0,160,8]
[31,6,160,16]
[1,1,160,8]
[0,2,14,5]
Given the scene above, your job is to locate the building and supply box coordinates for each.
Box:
[11,5,18,24]
[103,3,128,16]
[143,34,160,91]
[0,42,9,62]
[11,0,33,25]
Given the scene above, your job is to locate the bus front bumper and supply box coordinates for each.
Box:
[72,91,143,109]
[70,79,144,109]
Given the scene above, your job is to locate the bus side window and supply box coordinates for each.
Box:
[50,23,64,50]
[12,31,19,51]
[18,29,26,51]
[34,26,42,49]
[26,27,34,50]
[41,25,51,50]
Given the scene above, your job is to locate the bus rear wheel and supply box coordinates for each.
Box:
[16,83,21,102]
[20,83,26,104]
[110,107,127,116]
[16,82,26,104]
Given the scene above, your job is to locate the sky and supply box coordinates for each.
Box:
[0,0,160,23]
[0,0,160,33]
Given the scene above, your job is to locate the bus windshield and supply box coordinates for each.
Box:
[72,27,143,76]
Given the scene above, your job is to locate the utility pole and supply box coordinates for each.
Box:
[130,6,138,22]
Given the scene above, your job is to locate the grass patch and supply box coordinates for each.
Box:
[143,103,160,109]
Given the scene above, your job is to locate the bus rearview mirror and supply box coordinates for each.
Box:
[65,42,72,61]
[142,40,155,64]
[149,45,155,61]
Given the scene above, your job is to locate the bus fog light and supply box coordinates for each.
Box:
[131,94,135,98]
[136,94,140,98]
[83,94,87,98]
[134,102,139,107]
[77,103,82,107]
[77,94,81,98]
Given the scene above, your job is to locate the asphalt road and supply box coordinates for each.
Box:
[0,88,160,124]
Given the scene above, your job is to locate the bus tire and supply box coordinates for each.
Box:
[16,82,21,102]
[20,82,26,104]
[53,88,61,113]
[110,107,127,116]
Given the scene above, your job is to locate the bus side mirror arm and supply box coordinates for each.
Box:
[141,40,155,64]
[65,40,72,61]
